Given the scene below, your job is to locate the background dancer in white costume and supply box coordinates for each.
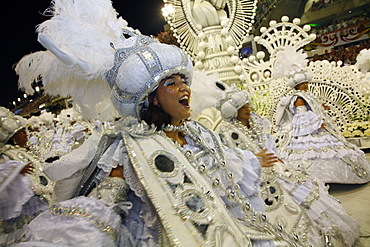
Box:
[207,83,360,246]
[273,46,370,184]
[0,106,50,246]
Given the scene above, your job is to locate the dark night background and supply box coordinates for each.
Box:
[1,0,166,108]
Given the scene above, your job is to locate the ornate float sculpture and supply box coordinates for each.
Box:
[174,12,370,134]
[162,0,257,86]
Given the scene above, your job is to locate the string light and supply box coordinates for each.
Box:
[162,4,174,18]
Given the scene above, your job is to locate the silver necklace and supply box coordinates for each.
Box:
[232,118,266,149]
[162,123,188,132]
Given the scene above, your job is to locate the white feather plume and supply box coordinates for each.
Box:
[27,116,42,129]
[355,48,370,72]
[39,111,56,126]
[272,45,312,87]
[190,71,226,118]
[15,0,138,121]
[272,45,309,79]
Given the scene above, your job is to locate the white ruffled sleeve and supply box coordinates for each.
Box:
[292,106,323,137]
[97,139,146,201]
[263,134,279,155]
[44,132,101,182]
[43,132,101,202]
[0,160,34,220]
[222,146,265,214]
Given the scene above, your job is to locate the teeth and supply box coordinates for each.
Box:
[180,95,189,101]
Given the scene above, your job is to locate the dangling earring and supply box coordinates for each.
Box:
[153,98,160,108]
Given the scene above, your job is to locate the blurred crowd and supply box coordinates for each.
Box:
[311,13,369,37]
[308,13,370,64]
[307,0,341,12]
[310,39,370,64]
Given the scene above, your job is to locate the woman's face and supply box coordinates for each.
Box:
[296,82,309,91]
[237,103,251,123]
[10,128,28,147]
[154,74,191,125]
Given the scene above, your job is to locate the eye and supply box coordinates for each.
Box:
[163,79,176,86]
[181,78,189,85]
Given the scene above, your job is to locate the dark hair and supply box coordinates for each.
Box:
[294,81,308,90]
[7,137,16,146]
[140,89,172,130]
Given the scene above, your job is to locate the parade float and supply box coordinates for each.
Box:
[162,0,370,148]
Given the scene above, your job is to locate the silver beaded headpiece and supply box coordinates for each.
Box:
[106,31,193,120]
[215,82,250,122]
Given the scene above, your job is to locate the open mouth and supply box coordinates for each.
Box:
[179,95,189,107]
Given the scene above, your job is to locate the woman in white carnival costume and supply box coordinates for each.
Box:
[0,107,51,246]
[26,111,56,159]
[206,83,360,246]
[13,0,302,246]
[272,46,370,184]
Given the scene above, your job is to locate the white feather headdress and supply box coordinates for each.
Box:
[189,71,226,118]
[16,0,193,122]
[15,0,138,121]
[272,45,312,88]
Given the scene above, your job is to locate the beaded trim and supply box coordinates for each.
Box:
[123,127,251,246]
[220,117,321,241]
[50,205,118,241]
[120,119,306,245]
[180,121,304,244]
[231,118,267,149]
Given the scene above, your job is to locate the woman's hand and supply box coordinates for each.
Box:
[256,148,278,167]
[320,123,327,129]
[20,162,34,176]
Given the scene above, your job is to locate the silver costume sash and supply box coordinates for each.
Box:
[120,119,299,246]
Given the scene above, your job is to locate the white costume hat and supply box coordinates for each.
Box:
[39,111,56,127]
[0,107,27,146]
[272,45,312,88]
[216,83,250,122]
[106,31,193,120]
[189,71,250,121]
